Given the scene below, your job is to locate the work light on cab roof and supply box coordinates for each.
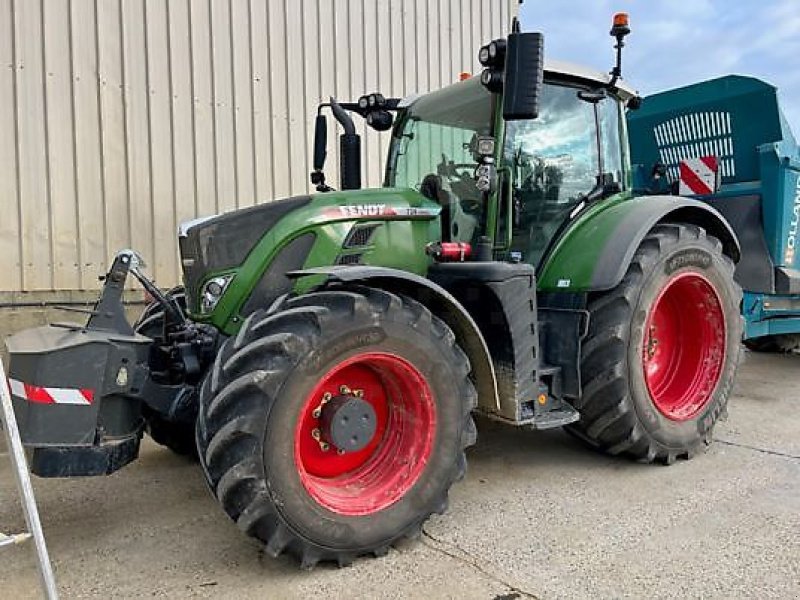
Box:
[608,12,631,90]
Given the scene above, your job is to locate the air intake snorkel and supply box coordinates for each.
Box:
[330,97,362,190]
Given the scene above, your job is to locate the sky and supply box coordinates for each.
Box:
[519,0,800,130]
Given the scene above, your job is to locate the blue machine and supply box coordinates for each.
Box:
[628,75,800,351]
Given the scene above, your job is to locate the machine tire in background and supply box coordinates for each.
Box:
[134,287,198,457]
[135,287,187,335]
[743,334,800,353]
[568,223,742,464]
[195,286,477,567]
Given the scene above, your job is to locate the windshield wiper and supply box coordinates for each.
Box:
[577,88,608,104]
[577,177,622,207]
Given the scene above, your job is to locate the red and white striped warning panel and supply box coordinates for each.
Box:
[679,156,720,196]
[7,379,94,405]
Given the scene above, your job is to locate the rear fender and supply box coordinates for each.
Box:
[538,195,740,292]
[288,266,500,414]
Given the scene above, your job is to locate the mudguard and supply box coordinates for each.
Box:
[287,265,500,414]
[538,194,740,292]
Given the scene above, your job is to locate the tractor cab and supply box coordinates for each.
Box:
[385,62,638,269]
[313,14,640,272]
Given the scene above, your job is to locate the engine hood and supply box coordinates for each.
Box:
[178,195,312,302]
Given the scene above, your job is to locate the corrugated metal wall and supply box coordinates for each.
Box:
[0,0,517,293]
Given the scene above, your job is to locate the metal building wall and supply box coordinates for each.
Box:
[0,0,517,294]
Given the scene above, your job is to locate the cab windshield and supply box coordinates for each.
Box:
[385,79,491,211]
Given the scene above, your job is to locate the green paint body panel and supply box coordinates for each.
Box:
[536,192,737,292]
[536,191,632,291]
[196,187,440,335]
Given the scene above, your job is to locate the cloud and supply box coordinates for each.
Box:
[520,0,800,130]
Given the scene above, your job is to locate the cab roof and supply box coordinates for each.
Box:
[545,59,638,99]
[399,59,639,110]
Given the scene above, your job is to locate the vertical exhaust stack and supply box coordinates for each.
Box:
[330,97,362,190]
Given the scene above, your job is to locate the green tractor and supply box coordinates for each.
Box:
[6,16,742,567]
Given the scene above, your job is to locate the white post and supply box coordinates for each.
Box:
[0,362,59,600]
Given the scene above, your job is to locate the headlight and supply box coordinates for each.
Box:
[200,275,233,313]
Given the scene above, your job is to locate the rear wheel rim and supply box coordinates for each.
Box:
[294,352,436,516]
[642,272,726,421]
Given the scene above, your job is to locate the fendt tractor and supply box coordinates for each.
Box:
[6,16,742,567]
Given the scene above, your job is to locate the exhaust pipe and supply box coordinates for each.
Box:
[330,97,362,190]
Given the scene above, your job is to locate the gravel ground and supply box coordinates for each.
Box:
[1,350,798,599]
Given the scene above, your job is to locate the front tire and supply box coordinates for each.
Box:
[569,223,742,464]
[195,286,477,567]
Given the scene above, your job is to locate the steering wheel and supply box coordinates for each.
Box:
[436,154,476,183]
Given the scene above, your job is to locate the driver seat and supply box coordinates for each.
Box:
[420,174,453,241]
[420,174,477,243]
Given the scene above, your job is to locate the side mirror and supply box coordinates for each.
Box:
[627,95,643,110]
[310,114,332,191]
[313,114,327,171]
[502,32,545,121]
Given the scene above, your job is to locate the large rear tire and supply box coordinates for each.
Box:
[195,286,477,567]
[134,287,197,457]
[743,334,800,353]
[568,223,741,464]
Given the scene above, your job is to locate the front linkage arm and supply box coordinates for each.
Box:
[88,250,216,420]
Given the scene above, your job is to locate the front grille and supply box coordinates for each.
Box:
[178,236,202,311]
[335,253,363,265]
[343,224,380,248]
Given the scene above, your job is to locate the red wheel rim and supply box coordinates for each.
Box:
[294,352,436,516]
[642,272,726,421]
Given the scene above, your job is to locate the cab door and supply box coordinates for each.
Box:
[501,82,625,268]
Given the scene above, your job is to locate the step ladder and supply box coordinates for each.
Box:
[0,360,58,599]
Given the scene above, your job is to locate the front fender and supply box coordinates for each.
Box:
[288,265,500,415]
[538,194,740,292]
